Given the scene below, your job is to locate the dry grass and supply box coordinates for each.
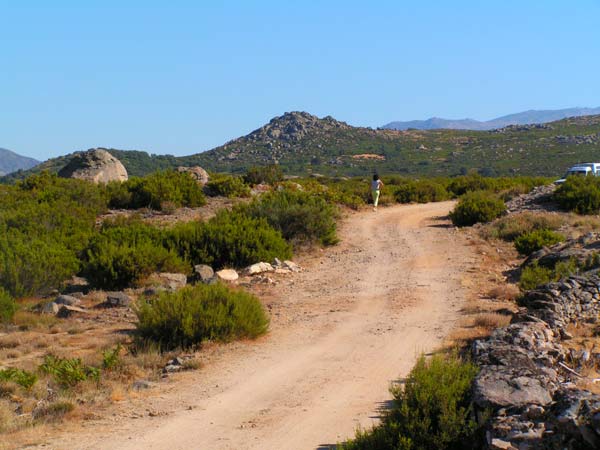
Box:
[487,284,520,302]
[13,311,59,332]
[482,211,567,242]
[472,313,511,330]
[0,399,17,433]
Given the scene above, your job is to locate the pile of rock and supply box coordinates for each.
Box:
[474,253,600,447]
[505,185,559,214]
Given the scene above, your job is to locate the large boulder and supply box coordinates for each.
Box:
[58,148,128,183]
[176,166,210,185]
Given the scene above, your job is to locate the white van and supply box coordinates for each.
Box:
[554,163,600,184]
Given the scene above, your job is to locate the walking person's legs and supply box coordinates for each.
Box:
[372,189,380,210]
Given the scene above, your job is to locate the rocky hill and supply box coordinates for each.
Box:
[383,106,600,131]
[0,148,39,175]
[4,112,600,180]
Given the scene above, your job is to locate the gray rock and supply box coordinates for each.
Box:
[132,380,154,391]
[147,272,187,291]
[245,262,274,275]
[54,294,81,306]
[194,264,215,283]
[105,291,131,307]
[58,148,128,184]
[283,260,301,272]
[41,302,60,314]
[176,166,209,185]
[216,269,239,282]
[56,305,87,318]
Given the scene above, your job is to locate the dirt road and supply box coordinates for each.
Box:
[46,201,476,450]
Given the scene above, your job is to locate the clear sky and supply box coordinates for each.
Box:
[2,0,600,160]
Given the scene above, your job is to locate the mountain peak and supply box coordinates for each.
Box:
[245,111,350,143]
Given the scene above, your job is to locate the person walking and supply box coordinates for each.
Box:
[371,174,384,211]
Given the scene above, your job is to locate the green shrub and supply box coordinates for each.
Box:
[449,191,506,227]
[109,170,206,210]
[135,284,269,350]
[83,226,189,290]
[519,263,553,290]
[0,231,80,298]
[0,368,37,390]
[241,189,339,245]
[0,288,16,324]
[341,353,479,450]
[514,229,565,255]
[204,174,250,198]
[102,344,123,370]
[39,355,100,388]
[555,176,600,214]
[244,165,284,186]
[394,180,449,204]
[0,173,106,296]
[166,210,292,269]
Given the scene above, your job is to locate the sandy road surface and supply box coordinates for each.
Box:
[44,201,475,450]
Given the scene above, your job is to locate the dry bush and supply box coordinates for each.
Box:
[0,399,16,433]
[460,300,485,315]
[0,336,20,350]
[483,211,566,242]
[487,284,520,302]
[569,214,600,233]
[13,311,58,331]
[32,400,75,423]
[472,313,511,330]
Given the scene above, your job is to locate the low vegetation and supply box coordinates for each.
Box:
[554,176,600,214]
[513,229,565,255]
[241,189,339,246]
[204,174,251,198]
[449,191,506,226]
[135,284,269,350]
[107,169,207,211]
[340,353,480,450]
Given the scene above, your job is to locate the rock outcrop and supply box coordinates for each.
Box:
[176,166,210,185]
[58,148,128,183]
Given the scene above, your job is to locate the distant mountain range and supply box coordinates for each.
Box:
[382,107,600,131]
[0,148,39,176]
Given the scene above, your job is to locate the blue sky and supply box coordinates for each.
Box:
[2,1,600,160]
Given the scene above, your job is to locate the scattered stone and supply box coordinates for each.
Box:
[146,273,187,291]
[132,380,154,391]
[176,166,209,185]
[245,262,274,275]
[54,294,81,306]
[105,291,131,307]
[194,264,215,283]
[216,269,239,282]
[283,260,301,272]
[56,305,88,318]
[41,302,60,314]
[58,148,128,183]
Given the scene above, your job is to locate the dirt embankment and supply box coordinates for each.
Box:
[32,201,482,450]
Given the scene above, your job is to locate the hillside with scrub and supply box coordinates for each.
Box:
[4,112,600,182]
